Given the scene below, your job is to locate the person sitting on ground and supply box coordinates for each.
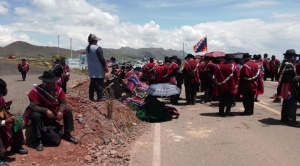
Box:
[27,71,78,151]
[0,78,28,166]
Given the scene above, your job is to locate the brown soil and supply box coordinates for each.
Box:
[8,79,149,166]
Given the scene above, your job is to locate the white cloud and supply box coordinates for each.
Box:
[0,0,8,15]
[1,0,300,60]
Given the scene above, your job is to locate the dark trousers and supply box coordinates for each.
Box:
[21,71,26,81]
[270,73,278,81]
[0,127,25,152]
[184,81,198,104]
[203,87,213,102]
[61,80,67,93]
[89,78,105,100]
[264,70,270,81]
[29,109,74,139]
[242,89,255,114]
[219,92,234,115]
[281,98,297,122]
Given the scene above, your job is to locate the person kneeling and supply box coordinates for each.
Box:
[0,78,27,166]
[27,71,78,151]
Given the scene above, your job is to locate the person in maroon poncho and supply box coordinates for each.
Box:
[214,54,239,116]
[0,78,28,166]
[142,58,157,85]
[262,53,270,81]
[269,55,280,82]
[182,54,200,105]
[199,56,215,103]
[239,53,264,115]
[17,58,29,81]
[27,71,78,151]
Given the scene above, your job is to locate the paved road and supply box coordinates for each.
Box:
[130,80,300,166]
[0,61,88,114]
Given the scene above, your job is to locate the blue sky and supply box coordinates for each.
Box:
[0,0,300,59]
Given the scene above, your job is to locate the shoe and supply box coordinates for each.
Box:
[273,98,281,103]
[11,147,28,155]
[36,141,44,151]
[280,118,288,123]
[0,159,8,166]
[288,121,300,127]
[240,112,252,116]
[63,134,78,144]
[200,101,207,104]
[232,103,236,107]
[185,102,191,105]
[225,112,234,116]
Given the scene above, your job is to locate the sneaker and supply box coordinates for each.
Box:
[36,141,44,151]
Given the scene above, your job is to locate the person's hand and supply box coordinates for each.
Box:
[57,112,63,121]
[104,67,109,72]
[5,116,15,124]
[46,110,55,120]
[5,100,12,107]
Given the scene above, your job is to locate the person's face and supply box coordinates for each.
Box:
[44,82,56,91]
[272,57,275,60]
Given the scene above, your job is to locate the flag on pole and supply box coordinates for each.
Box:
[193,36,207,53]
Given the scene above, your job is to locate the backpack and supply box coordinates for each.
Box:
[186,62,197,80]
[41,122,63,146]
[18,65,23,72]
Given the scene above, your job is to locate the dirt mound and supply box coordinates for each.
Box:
[9,79,148,166]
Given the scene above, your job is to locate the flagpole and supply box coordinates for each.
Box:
[206,35,208,53]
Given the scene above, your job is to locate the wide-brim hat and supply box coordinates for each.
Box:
[21,58,26,60]
[283,49,297,57]
[0,78,7,96]
[88,34,101,42]
[184,54,194,60]
[38,70,59,83]
[224,54,234,59]
[243,53,252,59]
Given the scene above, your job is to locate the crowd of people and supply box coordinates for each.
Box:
[1,33,300,165]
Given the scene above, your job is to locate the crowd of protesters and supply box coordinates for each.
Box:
[105,49,300,127]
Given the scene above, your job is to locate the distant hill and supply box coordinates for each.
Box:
[0,41,186,61]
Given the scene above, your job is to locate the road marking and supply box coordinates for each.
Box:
[153,123,161,166]
[259,101,269,105]
[255,102,280,115]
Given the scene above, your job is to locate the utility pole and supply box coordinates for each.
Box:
[58,35,60,55]
[70,38,72,59]
[183,42,184,59]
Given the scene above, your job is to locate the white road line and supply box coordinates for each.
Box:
[255,102,280,115]
[259,101,269,105]
[152,123,161,166]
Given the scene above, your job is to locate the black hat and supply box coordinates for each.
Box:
[243,53,252,59]
[184,54,194,60]
[283,49,297,56]
[0,78,7,96]
[88,34,101,42]
[149,58,154,62]
[283,49,297,59]
[38,70,59,83]
[224,54,233,59]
